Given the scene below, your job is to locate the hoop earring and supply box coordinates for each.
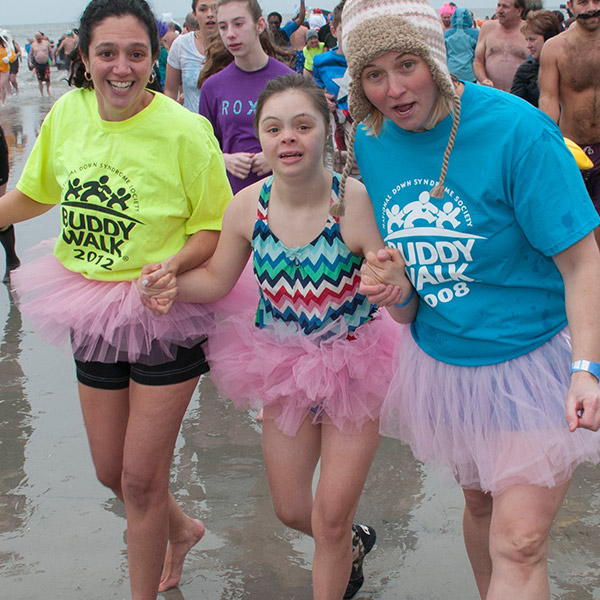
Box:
[148,73,155,84]
[84,71,92,81]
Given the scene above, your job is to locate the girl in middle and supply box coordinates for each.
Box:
[139,73,414,600]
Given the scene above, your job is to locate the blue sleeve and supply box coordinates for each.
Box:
[511,124,599,256]
[282,21,300,36]
[313,61,325,89]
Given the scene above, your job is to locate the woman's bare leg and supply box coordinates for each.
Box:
[78,377,202,599]
[311,420,380,600]
[462,488,493,599]
[487,482,570,600]
[261,413,321,536]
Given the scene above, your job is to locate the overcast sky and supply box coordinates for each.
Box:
[2,0,494,26]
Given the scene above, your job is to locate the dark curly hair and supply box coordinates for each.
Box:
[69,0,159,89]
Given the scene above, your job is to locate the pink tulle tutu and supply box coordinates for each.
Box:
[381,328,600,495]
[207,309,404,436]
[11,241,257,365]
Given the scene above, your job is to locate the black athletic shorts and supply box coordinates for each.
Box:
[75,338,209,390]
[0,125,8,186]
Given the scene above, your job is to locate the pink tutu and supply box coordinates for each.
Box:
[207,309,404,436]
[11,241,257,365]
[382,328,600,495]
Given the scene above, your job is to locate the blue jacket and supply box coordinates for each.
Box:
[444,8,479,82]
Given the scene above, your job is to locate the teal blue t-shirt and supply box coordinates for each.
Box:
[355,83,599,366]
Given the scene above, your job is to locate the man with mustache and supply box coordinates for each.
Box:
[539,0,600,242]
[473,0,528,91]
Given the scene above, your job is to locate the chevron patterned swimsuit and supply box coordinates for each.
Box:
[252,174,377,338]
[206,173,401,436]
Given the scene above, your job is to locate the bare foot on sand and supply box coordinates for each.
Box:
[158,519,205,592]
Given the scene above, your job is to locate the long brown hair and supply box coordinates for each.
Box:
[198,31,294,89]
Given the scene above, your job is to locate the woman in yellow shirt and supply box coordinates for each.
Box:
[0,0,232,597]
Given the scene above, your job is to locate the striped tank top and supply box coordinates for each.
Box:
[252,174,377,337]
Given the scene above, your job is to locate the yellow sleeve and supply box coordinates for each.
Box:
[184,116,233,234]
[16,106,62,204]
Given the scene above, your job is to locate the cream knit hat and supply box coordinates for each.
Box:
[331,0,461,216]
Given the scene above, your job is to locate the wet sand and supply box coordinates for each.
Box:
[1,66,600,600]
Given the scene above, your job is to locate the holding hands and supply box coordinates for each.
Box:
[137,263,178,315]
[360,247,413,306]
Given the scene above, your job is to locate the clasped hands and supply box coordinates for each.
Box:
[360,247,413,307]
[224,151,271,180]
[137,262,178,315]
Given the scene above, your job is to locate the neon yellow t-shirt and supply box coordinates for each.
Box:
[303,42,325,72]
[18,88,232,281]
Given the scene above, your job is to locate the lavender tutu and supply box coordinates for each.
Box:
[11,242,257,365]
[382,328,600,495]
[207,309,404,436]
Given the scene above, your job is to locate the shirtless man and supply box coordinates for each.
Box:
[539,0,600,237]
[28,31,54,97]
[473,0,528,91]
[56,30,78,73]
[289,21,308,51]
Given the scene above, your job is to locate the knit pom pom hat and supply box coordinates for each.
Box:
[330,0,461,216]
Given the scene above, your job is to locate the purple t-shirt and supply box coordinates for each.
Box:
[199,57,293,193]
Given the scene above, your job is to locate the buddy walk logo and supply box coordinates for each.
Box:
[382,181,485,308]
[61,165,144,271]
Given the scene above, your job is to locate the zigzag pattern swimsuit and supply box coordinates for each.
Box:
[251,174,376,339]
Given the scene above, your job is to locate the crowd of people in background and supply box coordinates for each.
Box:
[0,1,580,111]
[139,0,582,193]
[0,28,78,100]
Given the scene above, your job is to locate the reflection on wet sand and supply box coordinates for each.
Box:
[0,63,599,600]
[1,98,52,182]
[0,292,29,571]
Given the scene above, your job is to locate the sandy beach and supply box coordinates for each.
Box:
[1,50,600,600]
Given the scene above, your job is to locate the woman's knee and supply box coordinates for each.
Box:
[490,520,550,566]
[121,468,164,511]
[311,503,352,546]
[489,483,567,568]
